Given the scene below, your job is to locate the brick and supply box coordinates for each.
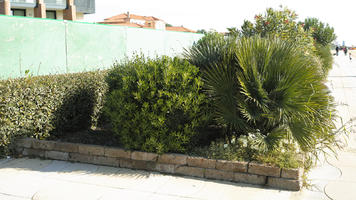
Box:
[187,157,216,169]
[131,151,158,161]
[119,159,133,169]
[13,147,24,155]
[205,169,234,181]
[234,172,266,185]
[54,142,78,153]
[119,159,156,171]
[216,160,247,173]
[91,156,119,167]
[16,138,34,148]
[78,144,104,156]
[248,162,281,177]
[22,148,45,158]
[32,140,56,150]
[45,151,69,161]
[104,147,131,159]
[267,177,302,191]
[281,168,303,180]
[69,152,93,163]
[157,153,187,165]
[154,163,176,174]
[175,166,205,178]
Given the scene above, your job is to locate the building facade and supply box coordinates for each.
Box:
[0,0,95,21]
[100,12,196,33]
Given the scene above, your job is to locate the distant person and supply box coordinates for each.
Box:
[344,47,348,56]
[336,46,339,56]
[350,52,352,61]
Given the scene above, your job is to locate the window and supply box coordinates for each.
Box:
[11,9,26,17]
[46,11,56,19]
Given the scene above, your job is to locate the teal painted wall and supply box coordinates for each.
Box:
[0,15,203,80]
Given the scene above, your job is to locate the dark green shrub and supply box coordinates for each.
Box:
[0,71,108,154]
[104,56,211,154]
[185,35,338,155]
[315,44,333,76]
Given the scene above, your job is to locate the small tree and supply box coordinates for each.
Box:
[239,7,315,53]
[302,18,337,46]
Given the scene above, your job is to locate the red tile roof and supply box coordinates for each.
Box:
[166,26,196,33]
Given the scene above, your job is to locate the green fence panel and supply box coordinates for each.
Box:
[126,27,166,58]
[164,30,203,56]
[0,15,203,80]
[66,22,127,73]
[0,16,66,79]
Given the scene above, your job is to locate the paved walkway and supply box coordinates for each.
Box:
[0,53,355,200]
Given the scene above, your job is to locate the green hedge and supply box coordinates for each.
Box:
[0,71,108,154]
[104,56,211,154]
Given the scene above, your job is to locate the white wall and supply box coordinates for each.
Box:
[155,21,166,30]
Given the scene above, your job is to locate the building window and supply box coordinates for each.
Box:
[11,9,26,16]
[46,11,56,19]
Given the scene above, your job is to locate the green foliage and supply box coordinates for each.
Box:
[104,56,211,154]
[240,7,315,53]
[303,18,337,46]
[315,44,334,76]
[185,35,338,155]
[192,133,304,169]
[0,71,108,154]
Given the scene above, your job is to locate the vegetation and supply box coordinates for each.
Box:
[0,71,108,155]
[0,6,340,173]
[240,7,315,53]
[104,56,211,154]
[302,17,337,46]
[191,133,307,169]
[185,35,338,158]
[302,17,336,75]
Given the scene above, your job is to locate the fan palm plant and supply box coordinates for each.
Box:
[185,34,337,153]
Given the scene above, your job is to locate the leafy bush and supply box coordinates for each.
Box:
[191,133,305,169]
[315,44,333,76]
[104,56,211,154]
[240,7,315,53]
[185,35,338,155]
[0,71,108,154]
[302,18,337,46]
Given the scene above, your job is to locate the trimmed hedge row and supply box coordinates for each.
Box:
[0,71,108,154]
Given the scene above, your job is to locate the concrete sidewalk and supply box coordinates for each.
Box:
[0,54,355,200]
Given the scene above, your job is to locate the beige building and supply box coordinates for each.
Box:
[0,0,95,21]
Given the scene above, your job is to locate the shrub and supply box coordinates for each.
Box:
[315,44,333,76]
[240,7,315,53]
[185,35,338,155]
[0,71,108,155]
[104,56,211,154]
[191,133,305,169]
[302,18,337,46]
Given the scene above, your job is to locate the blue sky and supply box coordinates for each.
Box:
[84,0,356,46]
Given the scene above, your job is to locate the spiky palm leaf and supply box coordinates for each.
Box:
[185,34,337,153]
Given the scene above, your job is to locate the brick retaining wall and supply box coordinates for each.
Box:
[14,138,303,191]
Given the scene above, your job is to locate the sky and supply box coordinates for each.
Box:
[84,0,356,46]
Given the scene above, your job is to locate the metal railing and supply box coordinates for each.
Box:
[44,0,66,9]
[10,0,36,8]
[8,0,95,14]
[75,0,95,14]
